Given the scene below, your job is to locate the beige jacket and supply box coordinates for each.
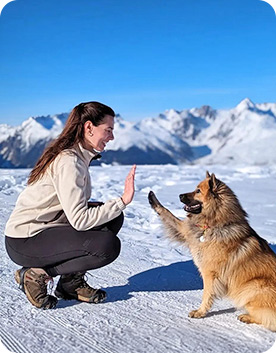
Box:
[5,143,125,238]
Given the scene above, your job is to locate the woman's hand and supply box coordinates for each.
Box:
[121,165,136,205]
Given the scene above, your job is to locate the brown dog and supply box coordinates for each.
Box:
[148,172,276,331]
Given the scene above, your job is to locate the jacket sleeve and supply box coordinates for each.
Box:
[50,153,125,231]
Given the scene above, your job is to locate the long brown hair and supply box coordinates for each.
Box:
[28,101,115,185]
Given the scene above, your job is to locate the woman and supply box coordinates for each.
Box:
[5,101,136,309]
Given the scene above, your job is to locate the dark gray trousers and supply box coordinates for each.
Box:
[5,213,123,277]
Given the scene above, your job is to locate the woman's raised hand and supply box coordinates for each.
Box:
[121,165,136,205]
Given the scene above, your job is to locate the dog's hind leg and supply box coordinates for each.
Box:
[238,313,261,325]
[239,307,276,331]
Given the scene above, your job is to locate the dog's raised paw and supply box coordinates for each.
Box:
[148,191,160,208]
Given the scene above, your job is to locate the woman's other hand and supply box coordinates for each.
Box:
[121,165,136,205]
[88,201,104,208]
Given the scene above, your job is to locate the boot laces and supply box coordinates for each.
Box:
[36,274,54,294]
[77,273,92,289]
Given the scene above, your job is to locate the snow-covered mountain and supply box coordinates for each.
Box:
[0,98,275,167]
[0,113,68,168]
[194,98,276,165]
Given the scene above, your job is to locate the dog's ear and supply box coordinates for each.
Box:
[209,173,219,194]
[206,171,211,178]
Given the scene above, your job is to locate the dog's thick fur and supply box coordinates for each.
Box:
[148,172,276,331]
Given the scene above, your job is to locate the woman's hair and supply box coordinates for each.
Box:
[27,101,115,185]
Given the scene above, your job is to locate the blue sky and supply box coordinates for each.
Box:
[0,0,275,125]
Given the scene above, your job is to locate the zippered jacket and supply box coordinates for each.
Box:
[5,143,125,238]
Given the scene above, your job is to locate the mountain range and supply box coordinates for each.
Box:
[0,98,275,168]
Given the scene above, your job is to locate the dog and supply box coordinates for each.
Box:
[148,171,276,331]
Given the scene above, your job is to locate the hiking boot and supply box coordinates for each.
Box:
[54,272,107,303]
[15,267,58,309]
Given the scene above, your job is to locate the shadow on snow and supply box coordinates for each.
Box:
[104,260,203,303]
[57,244,276,308]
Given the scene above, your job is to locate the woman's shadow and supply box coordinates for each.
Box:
[103,260,203,303]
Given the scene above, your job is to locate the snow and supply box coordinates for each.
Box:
[0,164,276,353]
[0,124,16,143]
[234,98,255,113]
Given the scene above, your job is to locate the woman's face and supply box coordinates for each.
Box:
[83,115,114,152]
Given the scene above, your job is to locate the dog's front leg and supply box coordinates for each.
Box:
[189,273,215,318]
[148,191,183,238]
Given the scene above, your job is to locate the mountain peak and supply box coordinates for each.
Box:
[164,109,180,120]
[235,98,255,112]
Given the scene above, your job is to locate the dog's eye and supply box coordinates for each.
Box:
[196,189,201,193]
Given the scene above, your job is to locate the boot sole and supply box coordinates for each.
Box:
[55,288,107,303]
[15,268,41,307]
[15,268,57,309]
[15,270,21,286]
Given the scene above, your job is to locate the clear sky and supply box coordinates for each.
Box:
[0,0,276,125]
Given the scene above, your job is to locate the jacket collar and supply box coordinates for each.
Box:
[76,143,101,166]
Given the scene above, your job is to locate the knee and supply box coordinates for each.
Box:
[97,232,121,265]
[107,234,121,262]
[107,212,124,235]
[114,212,124,229]
[117,212,124,227]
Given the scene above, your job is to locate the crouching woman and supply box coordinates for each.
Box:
[5,101,136,309]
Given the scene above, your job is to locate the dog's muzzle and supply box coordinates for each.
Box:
[179,194,202,214]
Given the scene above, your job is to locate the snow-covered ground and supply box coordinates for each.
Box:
[0,164,276,353]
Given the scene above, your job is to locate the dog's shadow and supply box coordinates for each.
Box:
[270,244,276,253]
[105,244,276,303]
[57,244,276,308]
[103,260,203,303]
[56,260,202,308]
